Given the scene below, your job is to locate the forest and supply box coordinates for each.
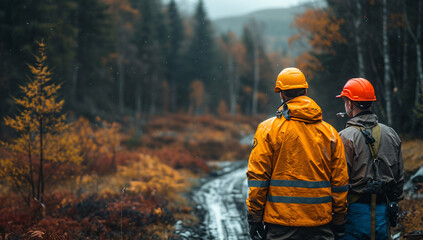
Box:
[0,0,422,239]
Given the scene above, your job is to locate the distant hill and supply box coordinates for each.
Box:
[212,2,326,56]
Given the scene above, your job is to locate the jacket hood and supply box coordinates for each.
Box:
[277,96,322,123]
[346,112,378,128]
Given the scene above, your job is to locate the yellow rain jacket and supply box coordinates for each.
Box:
[246,96,349,227]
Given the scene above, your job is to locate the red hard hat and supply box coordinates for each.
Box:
[336,78,376,101]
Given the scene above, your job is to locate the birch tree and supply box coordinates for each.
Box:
[404,0,423,108]
[382,0,393,125]
[354,0,365,77]
[219,32,246,115]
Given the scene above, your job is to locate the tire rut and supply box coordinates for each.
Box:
[174,161,249,240]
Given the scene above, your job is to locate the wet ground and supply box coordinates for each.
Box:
[173,162,423,240]
[174,161,249,240]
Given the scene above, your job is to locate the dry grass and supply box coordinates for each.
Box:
[398,139,423,237]
[402,139,423,172]
[398,198,423,235]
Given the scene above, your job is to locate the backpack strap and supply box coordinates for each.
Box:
[351,124,383,240]
[371,124,381,157]
[351,124,381,162]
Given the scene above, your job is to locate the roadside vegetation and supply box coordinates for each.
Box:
[0,113,260,239]
[397,139,423,235]
[1,0,423,238]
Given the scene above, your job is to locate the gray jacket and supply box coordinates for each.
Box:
[339,112,404,202]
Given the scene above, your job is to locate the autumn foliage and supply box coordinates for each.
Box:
[139,114,259,161]
[1,40,81,206]
[0,42,257,237]
[289,9,346,54]
[289,8,346,81]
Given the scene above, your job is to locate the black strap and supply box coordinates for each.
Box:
[276,102,291,120]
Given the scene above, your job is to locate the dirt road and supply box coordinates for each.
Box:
[174,161,250,240]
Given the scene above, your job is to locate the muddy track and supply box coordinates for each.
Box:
[174,161,250,240]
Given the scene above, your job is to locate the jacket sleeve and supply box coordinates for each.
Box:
[246,122,273,223]
[393,140,404,201]
[330,131,349,225]
[340,134,354,178]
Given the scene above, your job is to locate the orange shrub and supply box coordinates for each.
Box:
[139,114,259,161]
[143,146,209,173]
[72,116,121,174]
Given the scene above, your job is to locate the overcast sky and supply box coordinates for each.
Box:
[173,0,316,19]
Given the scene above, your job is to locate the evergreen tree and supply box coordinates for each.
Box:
[0,0,78,124]
[104,0,139,114]
[291,0,423,134]
[186,0,218,112]
[71,0,114,111]
[131,0,170,116]
[189,0,214,81]
[167,0,185,113]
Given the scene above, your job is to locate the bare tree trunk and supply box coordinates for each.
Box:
[170,76,176,113]
[229,65,241,116]
[404,1,423,106]
[415,2,423,106]
[415,45,423,104]
[382,0,393,125]
[135,81,143,135]
[149,72,158,116]
[71,65,79,103]
[135,81,142,117]
[117,23,128,114]
[354,0,365,77]
[252,45,260,115]
[228,53,236,115]
[71,7,79,104]
[402,26,408,96]
[37,116,44,205]
[28,134,35,199]
[234,65,240,114]
[117,53,125,114]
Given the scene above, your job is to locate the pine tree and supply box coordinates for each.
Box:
[71,0,114,108]
[186,0,218,113]
[132,0,162,116]
[1,40,81,206]
[189,0,214,81]
[167,0,185,113]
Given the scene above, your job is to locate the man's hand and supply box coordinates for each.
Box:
[331,223,346,240]
[249,221,266,240]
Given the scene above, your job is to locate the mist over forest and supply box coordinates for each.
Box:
[0,0,423,239]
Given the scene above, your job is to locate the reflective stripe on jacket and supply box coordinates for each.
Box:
[339,112,404,202]
[246,96,349,227]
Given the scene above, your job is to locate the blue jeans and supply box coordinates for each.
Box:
[341,202,388,240]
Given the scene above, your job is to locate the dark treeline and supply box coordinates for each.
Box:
[0,0,285,133]
[292,0,423,135]
[2,0,422,137]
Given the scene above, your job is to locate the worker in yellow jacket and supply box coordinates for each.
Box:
[246,67,349,240]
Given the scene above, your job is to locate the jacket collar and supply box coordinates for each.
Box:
[276,96,322,123]
[346,111,378,128]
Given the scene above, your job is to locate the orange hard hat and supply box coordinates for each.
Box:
[275,67,308,92]
[336,78,376,101]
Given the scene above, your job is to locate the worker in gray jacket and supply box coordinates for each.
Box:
[336,78,404,240]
